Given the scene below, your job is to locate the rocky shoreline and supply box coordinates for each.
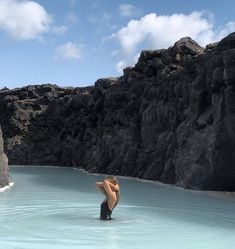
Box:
[1,33,235,191]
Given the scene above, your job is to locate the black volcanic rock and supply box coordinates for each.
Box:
[0,126,11,187]
[1,33,235,190]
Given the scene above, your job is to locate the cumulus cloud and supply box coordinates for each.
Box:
[55,42,82,60]
[116,53,140,74]
[118,3,136,17]
[111,11,235,73]
[217,21,235,39]
[0,0,52,40]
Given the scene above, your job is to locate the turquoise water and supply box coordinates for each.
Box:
[0,166,235,249]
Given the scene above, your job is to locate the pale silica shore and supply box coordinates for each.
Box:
[0,182,14,192]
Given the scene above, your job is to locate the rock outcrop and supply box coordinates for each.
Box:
[0,126,11,188]
[1,33,235,190]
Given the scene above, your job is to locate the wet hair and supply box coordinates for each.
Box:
[105,175,118,185]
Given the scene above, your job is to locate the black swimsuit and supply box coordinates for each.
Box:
[100,200,113,220]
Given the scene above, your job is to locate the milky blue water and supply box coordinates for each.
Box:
[0,166,235,249]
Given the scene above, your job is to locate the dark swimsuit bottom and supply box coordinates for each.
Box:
[100,200,113,220]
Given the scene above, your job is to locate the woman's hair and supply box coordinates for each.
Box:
[105,175,119,185]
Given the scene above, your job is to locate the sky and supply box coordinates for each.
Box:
[0,0,234,89]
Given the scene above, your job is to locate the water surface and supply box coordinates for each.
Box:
[0,166,235,249]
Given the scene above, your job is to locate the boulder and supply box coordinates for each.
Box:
[0,126,11,188]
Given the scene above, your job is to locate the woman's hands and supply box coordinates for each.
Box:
[95,179,120,197]
[104,180,119,192]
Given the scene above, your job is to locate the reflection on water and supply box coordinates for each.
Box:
[0,166,234,249]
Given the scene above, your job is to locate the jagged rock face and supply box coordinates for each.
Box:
[1,33,235,190]
[0,126,10,187]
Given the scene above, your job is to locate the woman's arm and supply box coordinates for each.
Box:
[95,182,108,197]
[103,180,117,201]
[108,182,120,192]
[112,190,120,209]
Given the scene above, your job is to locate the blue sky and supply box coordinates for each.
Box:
[0,0,234,89]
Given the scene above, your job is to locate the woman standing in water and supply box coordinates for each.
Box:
[95,176,120,220]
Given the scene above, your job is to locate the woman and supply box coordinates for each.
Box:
[95,175,120,220]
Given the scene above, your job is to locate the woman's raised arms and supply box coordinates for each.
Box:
[103,180,117,201]
[95,182,108,197]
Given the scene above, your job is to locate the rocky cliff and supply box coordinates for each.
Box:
[1,33,235,190]
[0,126,11,188]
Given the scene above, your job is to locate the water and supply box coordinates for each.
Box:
[0,166,235,249]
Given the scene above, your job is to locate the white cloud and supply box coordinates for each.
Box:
[217,21,235,39]
[111,12,235,73]
[53,25,68,35]
[55,42,82,60]
[118,3,136,17]
[116,53,140,74]
[116,60,126,74]
[0,0,52,40]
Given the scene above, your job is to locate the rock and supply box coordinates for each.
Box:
[206,42,219,50]
[0,34,235,190]
[173,37,204,55]
[219,32,235,50]
[0,126,11,187]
